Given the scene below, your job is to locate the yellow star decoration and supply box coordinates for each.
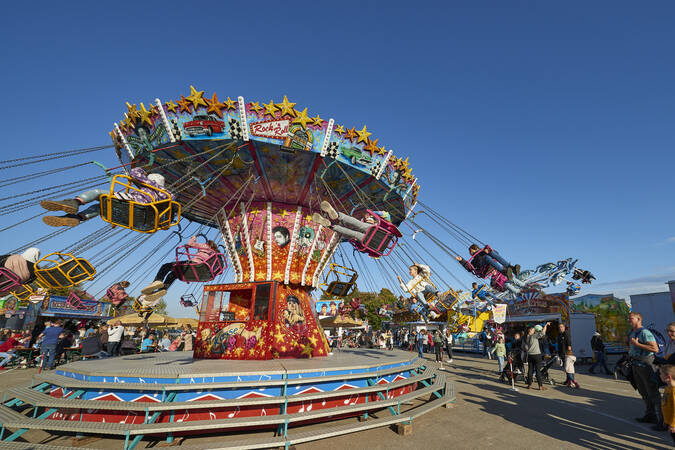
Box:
[308,335,318,347]
[248,348,256,357]
[262,100,278,118]
[305,214,313,222]
[280,345,287,352]
[311,115,325,127]
[205,93,226,118]
[279,209,289,218]
[293,108,312,129]
[125,102,139,121]
[249,101,263,113]
[364,138,379,157]
[138,102,153,127]
[123,113,135,130]
[344,127,357,142]
[249,208,260,217]
[333,124,345,136]
[223,97,237,110]
[274,329,285,343]
[177,95,192,113]
[376,144,387,155]
[355,125,372,144]
[234,347,244,356]
[276,96,297,117]
[301,343,314,358]
[165,100,178,114]
[186,85,207,109]
[273,271,284,279]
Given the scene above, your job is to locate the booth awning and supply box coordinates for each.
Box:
[505,313,562,323]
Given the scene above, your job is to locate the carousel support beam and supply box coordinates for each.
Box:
[247,141,273,201]
[266,202,273,280]
[284,206,303,284]
[240,203,256,282]
[320,118,335,157]
[297,153,322,206]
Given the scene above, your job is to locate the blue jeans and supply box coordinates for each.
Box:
[485,251,510,272]
[497,355,505,372]
[415,285,439,304]
[589,350,611,374]
[417,342,424,358]
[41,344,57,369]
[0,352,13,367]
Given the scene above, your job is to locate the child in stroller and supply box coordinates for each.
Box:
[500,349,526,383]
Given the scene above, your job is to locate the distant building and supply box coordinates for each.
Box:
[629,281,675,335]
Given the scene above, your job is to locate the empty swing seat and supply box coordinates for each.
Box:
[0,268,22,294]
[349,210,402,257]
[320,263,358,297]
[11,283,35,301]
[172,246,226,283]
[66,291,94,309]
[34,253,96,289]
[99,174,181,233]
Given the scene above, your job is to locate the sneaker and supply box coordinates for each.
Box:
[320,201,339,220]
[40,199,80,214]
[145,289,167,303]
[312,213,332,228]
[448,359,453,363]
[636,415,658,424]
[141,281,164,295]
[42,214,81,227]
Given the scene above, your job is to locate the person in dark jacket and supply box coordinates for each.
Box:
[557,323,572,360]
[455,244,520,280]
[589,331,612,375]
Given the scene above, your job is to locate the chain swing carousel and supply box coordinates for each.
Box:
[0,87,454,449]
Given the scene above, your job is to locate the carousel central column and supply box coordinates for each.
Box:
[195,200,335,360]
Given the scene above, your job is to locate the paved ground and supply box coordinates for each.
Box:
[0,351,671,449]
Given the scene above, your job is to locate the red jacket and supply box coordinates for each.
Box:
[0,337,18,352]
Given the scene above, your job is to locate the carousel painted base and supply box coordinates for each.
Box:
[0,350,454,449]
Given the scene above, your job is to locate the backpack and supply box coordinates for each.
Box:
[647,327,666,357]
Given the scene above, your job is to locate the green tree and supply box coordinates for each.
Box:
[153,299,168,315]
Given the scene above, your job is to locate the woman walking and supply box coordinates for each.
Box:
[444,329,454,364]
[525,323,550,390]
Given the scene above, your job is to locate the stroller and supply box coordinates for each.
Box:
[538,355,560,385]
[500,350,526,383]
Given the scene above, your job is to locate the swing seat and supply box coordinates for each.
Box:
[0,268,22,294]
[99,174,181,233]
[349,210,402,257]
[172,246,226,283]
[180,294,198,308]
[66,291,94,309]
[132,298,154,314]
[320,263,358,297]
[11,283,35,301]
[105,287,128,306]
[34,253,96,289]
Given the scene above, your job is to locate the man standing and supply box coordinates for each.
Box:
[628,312,663,429]
[557,323,572,361]
[38,319,63,371]
[107,320,124,356]
[417,329,426,358]
[589,331,612,375]
[0,333,19,369]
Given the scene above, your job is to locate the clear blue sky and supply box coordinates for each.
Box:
[1,2,673,316]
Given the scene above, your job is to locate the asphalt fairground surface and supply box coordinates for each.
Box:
[0,351,671,449]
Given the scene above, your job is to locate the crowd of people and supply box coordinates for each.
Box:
[0,318,197,371]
